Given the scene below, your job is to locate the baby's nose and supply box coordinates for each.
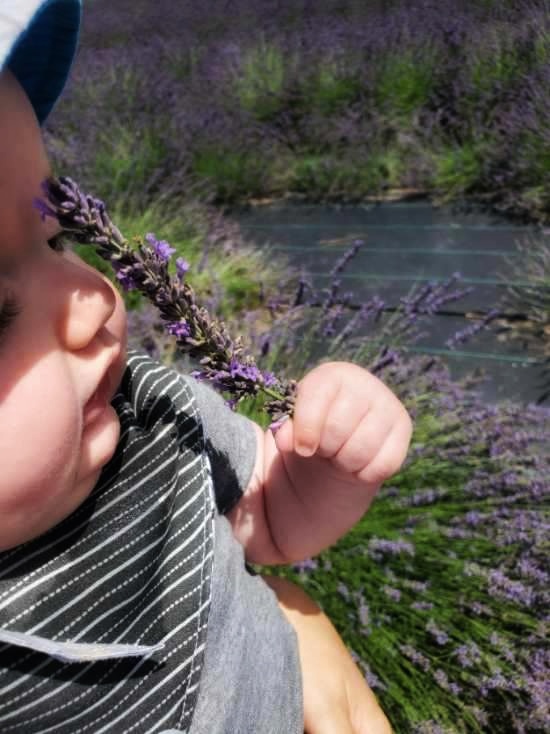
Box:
[57,254,118,352]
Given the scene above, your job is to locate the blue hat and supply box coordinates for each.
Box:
[0,0,81,125]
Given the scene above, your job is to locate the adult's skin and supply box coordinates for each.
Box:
[263,575,392,734]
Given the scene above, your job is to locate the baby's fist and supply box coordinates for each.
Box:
[274,361,413,489]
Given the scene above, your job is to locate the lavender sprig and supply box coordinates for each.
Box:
[34,176,296,423]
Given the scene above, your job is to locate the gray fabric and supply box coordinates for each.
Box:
[185,374,304,734]
[189,514,304,734]
[187,376,258,515]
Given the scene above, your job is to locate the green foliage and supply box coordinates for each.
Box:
[160,44,202,82]
[302,61,362,116]
[287,151,389,198]
[250,401,544,732]
[92,123,167,205]
[289,154,343,194]
[191,147,268,203]
[376,146,409,188]
[430,141,485,200]
[533,26,550,65]
[468,28,527,95]
[373,51,435,124]
[233,38,287,121]
[86,66,144,116]
[519,129,550,184]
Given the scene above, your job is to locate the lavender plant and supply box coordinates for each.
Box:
[35,176,297,425]
[256,314,549,733]
[206,237,548,733]
[47,0,550,223]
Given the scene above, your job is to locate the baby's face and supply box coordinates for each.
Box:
[0,70,128,550]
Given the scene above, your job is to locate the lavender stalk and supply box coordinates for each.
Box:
[35,176,296,424]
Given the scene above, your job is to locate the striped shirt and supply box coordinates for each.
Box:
[0,350,249,733]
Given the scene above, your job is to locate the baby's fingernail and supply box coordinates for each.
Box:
[269,414,290,435]
[296,442,315,457]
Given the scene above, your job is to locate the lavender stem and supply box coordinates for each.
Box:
[34,175,297,423]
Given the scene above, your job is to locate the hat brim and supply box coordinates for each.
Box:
[1,0,81,125]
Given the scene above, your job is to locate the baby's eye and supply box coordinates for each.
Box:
[47,233,66,253]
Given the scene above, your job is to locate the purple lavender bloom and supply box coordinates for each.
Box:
[454,642,481,668]
[445,308,500,349]
[292,558,318,573]
[400,644,431,672]
[337,582,351,602]
[433,669,450,690]
[165,321,191,338]
[412,722,450,734]
[383,585,402,602]
[426,619,450,645]
[145,232,177,262]
[115,266,138,292]
[349,650,386,690]
[411,601,434,611]
[176,257,190,279]
[479,669,519,697]
[403,579,430,593]
[368,537,415,557]
[262,371,277,387]
[33,195,58,222]
[488,569,535,607]
[229,359,262,383]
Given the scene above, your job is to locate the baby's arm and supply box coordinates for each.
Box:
[227,362,413,564]
[263,574,392,734]
[225,420,287,563]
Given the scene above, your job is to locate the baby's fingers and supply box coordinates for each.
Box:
[291,368,343,457]
[353,414,413,488]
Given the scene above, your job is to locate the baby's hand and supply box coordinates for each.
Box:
[271,361,412,559]
[276,361,412,482]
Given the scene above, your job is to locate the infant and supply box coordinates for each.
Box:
[0,3,410,732]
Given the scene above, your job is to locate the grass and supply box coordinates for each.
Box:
[191,146,271,204]
[303,61,363,116]
[373,50,436,126]
[233,37,288,121]
[430,140,487,201]
[91,123,168,205]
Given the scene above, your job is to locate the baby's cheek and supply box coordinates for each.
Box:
[0,440,75,518]
[0,389,81,516]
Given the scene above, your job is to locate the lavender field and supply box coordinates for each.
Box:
[45,1,549,731]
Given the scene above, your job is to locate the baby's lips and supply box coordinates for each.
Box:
[83,369,111,427]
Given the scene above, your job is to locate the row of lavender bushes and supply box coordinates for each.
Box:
[45,0,549,731]
[47,0,550,221]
